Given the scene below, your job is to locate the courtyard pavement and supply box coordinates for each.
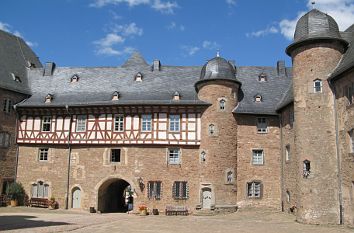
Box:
[0,207,353,233]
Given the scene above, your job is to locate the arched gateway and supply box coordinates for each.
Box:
[97,178,133,213]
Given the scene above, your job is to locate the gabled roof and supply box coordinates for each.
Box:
[233,67,292,115]
[0,29,42,94]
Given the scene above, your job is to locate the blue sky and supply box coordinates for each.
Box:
[0,0,354,67]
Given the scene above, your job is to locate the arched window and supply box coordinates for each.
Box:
[219,99,226,110]
[286,191,290,203]
[313,79,322,93]
[200,151,206,162]
[135,72,143,82]
[303,160,311,178]
[208,124,215,135]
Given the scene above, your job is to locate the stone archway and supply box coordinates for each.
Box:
[97,178,131,213]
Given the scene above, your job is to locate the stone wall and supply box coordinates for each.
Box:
[236,114,281,209]
[0,88,27,192]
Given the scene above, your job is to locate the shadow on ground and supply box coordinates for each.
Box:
[0,215,70,231]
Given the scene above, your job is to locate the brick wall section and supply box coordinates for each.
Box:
[291,42,344,224]
[0,88,27,191]
[332,70,354,225]
[236,114,281,209]
[197,80,239,206]
[280,104,298,213]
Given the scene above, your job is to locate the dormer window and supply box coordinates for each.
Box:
[71,74,79,83]
[135,72,143,82]
[45,94,53,103]
[27,61,36,68]
[313,79,322,93]
[258,73,267,82]
[255,94,262,102]
[219,99,226,111]
[173,91,180,101]
[112,91,120,101]
[11,73,22,83]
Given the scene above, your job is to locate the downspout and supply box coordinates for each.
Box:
[279,112,284,212]
[13,104,20,181]
[329,80,343,225]
[65,105,72,209]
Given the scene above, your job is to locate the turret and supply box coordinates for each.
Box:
[194,55,241,209]
[287,9,348,224]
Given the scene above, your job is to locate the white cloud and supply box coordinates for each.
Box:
[246,26,279,38]
[94,23,142,56]
[181,45,200,56]
[167,21,185,31]
[0,21,37,47]
[202,40,220,50]
[279,0,354,40]
[226,0,236,6]
[90,0,178,14]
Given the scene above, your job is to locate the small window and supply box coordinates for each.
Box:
[141,114,152,132]
[313,79,322,93]
[135,72,143,82]
[208,124,216,136]
[257,118,268,133]
[219,99,226,111]
[111,149,121,163]
[349,129,354,153]
[45,94,53,103]
[346,84,353,105]
[247,181,262,198]
[255,95,262,102]
[169,115,180,132]
[285,145,290,161]
[289,109,294,127]
[200,151,206,162]
[303,160,311,178]
[114,115,124,132]
[11,73,22,83]
[3,99,12,113]
[252,149,264,165]
[147,181,162,200]
[76,115,87,132]
[0,132,10,148]
[32,181,49,198]
[41,116,51,132]
[173,91,180,101]
[258,73,267,82]
[70,74,79,83]
[226,170,234,184]
[112,91,120,101]
[168,148,180,164]
[286,191,290,203]
[173,181,188,199]
[39,148,49,161]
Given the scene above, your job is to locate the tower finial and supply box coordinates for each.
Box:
[216,50,220,57]
[311,1,316,9]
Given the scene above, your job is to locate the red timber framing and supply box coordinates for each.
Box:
[16,105,203,146]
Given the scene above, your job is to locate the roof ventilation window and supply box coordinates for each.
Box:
[135,72,143,82]
[11,73,22,83]
[258,73,267,82]
[153,59,161,71]
[254,94,263,102]
[112,91,120,101]
[27,61,36,68]
[44,62,56,76]
[173,91,180,101]
[45,94,54,103]
[70,74,80,83]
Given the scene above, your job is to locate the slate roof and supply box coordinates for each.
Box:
[233,67,292,115]
[0,30,42,94]
[17,52,293,115]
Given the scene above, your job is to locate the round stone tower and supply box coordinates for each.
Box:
[195,55,241,209]
[286,9,348,224]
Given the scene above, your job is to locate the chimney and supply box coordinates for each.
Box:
[153,60,161,71]
[44,62,56,76]
[277,60,286,77]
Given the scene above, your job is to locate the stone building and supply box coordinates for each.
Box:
[2,8,354,226]
[0,30,41,195]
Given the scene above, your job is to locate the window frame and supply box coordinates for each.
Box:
[0,132,10,148]
[252,149,264,165]
[219,99,226,111]
[172,181,188,200]
[168,148,181,165]
[346,84,353,105]
[114,114,124,132]
[313,79,322,93]
[31,181,49,198]
[147,181,162,200]
[41,116,51,132]
[169,114,180,132]
[256,117,268,133]
[247,181,262,198]
[38,148,49,161]
[111,149,121,163]
[141,114,152,132]
[2,99,12,113]
[285,145,290,161]
[76,115,87,132]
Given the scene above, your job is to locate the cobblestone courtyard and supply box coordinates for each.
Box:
[0,207,352,233]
